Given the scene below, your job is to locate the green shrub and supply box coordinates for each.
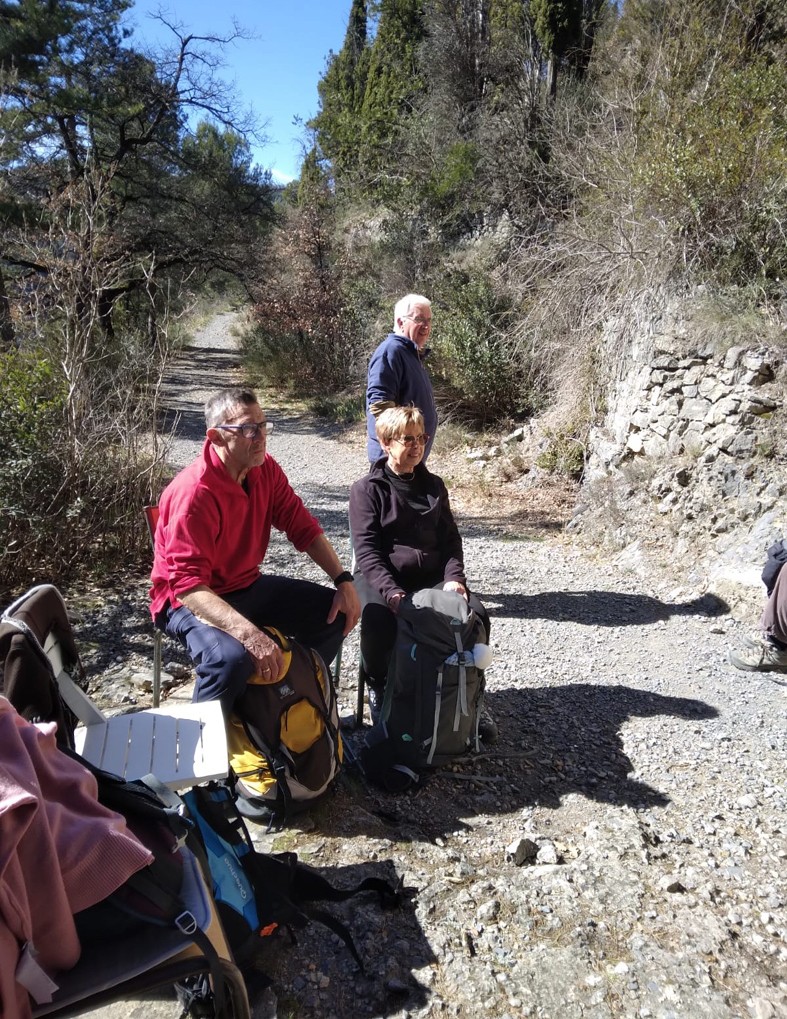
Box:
[433,271,544,424]
[535,428,586,480]
[635,47,787,285]
[310,392,366,424]
[0,352,159,599]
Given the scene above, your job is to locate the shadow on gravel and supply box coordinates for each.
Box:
[335,682,718,843]
[481,589,729,624]
[157,405,206,442]
[252,856,432,1018]
[268,411,353,441]
[165,348,243,389]
[461,517,567,537]
[75,592,192,675]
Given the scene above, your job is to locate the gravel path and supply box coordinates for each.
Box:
[76,312,787,1019]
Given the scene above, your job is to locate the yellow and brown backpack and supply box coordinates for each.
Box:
[227,628,342,825]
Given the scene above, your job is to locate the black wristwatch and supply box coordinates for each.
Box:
[333,570,354,587]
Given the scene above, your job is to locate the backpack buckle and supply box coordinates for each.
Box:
[175,910,198,936]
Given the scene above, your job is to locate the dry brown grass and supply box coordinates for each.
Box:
[431,444,578,538]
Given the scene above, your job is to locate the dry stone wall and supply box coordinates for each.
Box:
[598,347,776,463]
[573,298,786,619]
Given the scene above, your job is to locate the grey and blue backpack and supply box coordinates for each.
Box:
[361,588,488,790]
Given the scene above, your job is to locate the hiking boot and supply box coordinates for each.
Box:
[729,636,787,674]
[740,630,776,650]
[478,708,498,744]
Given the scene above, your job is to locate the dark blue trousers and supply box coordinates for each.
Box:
[162,575,345,715]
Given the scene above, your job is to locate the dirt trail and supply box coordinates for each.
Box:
[78,311,787,1019]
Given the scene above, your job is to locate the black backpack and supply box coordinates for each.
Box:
[74,768,402,1015]
[183,782,400,961]
[176,781,402,1014]
[762,538,787,596]
[0,584,80,748]
[361,588,487,790]
[70,763,237,1018]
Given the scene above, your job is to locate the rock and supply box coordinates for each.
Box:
[506,837,539,866]
[476,899,501,923]
[679,397,712,421]
[535,841,559,865]
[729,432,758,458]
[723,345,746,369]
[658,876,687,893]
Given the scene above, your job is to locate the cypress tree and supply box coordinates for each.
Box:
[357,0,427,177]
[312,0,369,180]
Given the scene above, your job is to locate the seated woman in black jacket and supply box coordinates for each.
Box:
[349,405,490,718]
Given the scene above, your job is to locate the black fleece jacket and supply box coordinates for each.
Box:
[349,457,465,605]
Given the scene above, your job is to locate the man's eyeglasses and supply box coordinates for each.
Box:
[403,315,432,327]
[217,422,273,440]
[391,433,429,447]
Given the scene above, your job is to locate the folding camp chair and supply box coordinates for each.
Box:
[32,846,250,1018]
[0,584,228,790]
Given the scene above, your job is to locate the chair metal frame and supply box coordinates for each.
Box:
[32,847,251,1018]
[143,504,164,707]
[0,585,247,1017]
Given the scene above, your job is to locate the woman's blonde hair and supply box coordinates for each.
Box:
[375,405,425,444]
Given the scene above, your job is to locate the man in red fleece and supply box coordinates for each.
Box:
[150,387,360,714]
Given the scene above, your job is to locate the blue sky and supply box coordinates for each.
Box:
[125,1,352,183]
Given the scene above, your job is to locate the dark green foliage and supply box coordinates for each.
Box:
[0,1,271,591]
[531,0,584,58]
[260,0,786,443]
[1,0,274,341]
[358,0,426,169]
[432,271,545,424]
[312,0,370,180]
[311,0,427,191]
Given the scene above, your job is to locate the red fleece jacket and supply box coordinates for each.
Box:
[150,440,323,618]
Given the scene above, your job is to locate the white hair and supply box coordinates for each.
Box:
[393,293,431,330]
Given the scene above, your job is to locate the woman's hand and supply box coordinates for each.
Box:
[443,580,468,599]
[387,591,406,614]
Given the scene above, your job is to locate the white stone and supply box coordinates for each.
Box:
[679,397,712,421]
[723,345,745,369]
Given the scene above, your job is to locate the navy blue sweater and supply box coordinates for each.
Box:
[365,332,437,461]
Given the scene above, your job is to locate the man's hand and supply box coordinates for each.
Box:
[443,580,468,599]
[180,584,285,681]
[327,581,361,635]
[303,534,361,636]
[241,628,285,682]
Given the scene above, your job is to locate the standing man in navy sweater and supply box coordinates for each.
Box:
[366,293,438,463]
